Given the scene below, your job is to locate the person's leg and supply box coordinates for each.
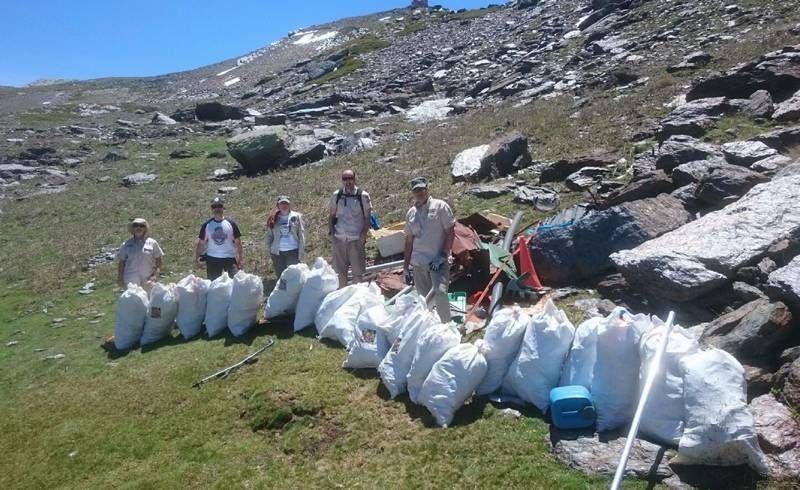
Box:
[349,240,366,283]
[331,239,348,287]
[413,265,433,298]
[431,262,451,323]
[206,256,223,281]
[271,253,286,278]
[284,249,300,268]
[222,258,236,277]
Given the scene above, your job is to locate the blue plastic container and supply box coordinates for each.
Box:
[549,385,595,430]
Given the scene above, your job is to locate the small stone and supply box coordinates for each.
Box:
[44,354,65,360]
[6,341,19,347]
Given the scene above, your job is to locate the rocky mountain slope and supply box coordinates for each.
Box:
[1,0,800,487]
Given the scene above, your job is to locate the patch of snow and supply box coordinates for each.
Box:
[216,66,237,77]
[293,31,338,45]
[379,16,392,22]
[223,77,241,87]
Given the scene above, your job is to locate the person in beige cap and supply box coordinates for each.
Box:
[329,169,372,287]
[117,218,164,289]
[266,195,305,277]
[403,177,455,322]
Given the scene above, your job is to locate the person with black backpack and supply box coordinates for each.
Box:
[329,169,372,287]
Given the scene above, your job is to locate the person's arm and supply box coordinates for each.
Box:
[361,192,372,242]
[117,261,126,288]
[298,214,306,261]
[234,238,244,269]
[328,195,337,238]
[149,256,162,282]
[442,225,456,258]
[403,233,414,284]
[440,203,456,258]
[195,222,207,267]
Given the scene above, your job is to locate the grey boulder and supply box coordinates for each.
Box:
[773,88,800,122]
[657,97,729,140]
[742,90,774,118]
[695,163,768,206]
[122,173,157,187]
[766,255,800,313]
[721,141,778,166]
[451,144,490,182]
[151,112,177,125]
[611,175,800,301]
[655,135,721,172]
[751,394,800,482]
[226,126,291,174]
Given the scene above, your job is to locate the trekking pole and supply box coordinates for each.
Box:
[386,285,413,306]
[610,311,675,490]
[192,338,275,388]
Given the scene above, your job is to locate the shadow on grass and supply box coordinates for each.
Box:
[347,368,380,380]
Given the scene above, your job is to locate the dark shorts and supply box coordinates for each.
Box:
[271,249,300,278]
[206,255,237,281]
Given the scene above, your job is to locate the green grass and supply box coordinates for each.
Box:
[399,19,429,36]
[704,114,777,144]
[342,34,391,56]
[307,57,366,86]
[447,6,502,22]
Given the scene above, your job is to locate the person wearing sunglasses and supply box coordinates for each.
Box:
[194,197,243,280]
[117,218,164,291]
[329,169,372,287]
[266,195,305,277]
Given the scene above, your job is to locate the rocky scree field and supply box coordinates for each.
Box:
[1,0,800,488]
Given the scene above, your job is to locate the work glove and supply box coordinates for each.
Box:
[404,270,414,286]
[429,256,447,272]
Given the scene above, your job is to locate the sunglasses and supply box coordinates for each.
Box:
[342,176,354,181]
[211,204,223,209]
[133,224,146,228]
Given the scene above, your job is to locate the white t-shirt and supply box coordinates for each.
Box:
[117,237,164,286]
[198,218,241,258]
[277,214,299,252]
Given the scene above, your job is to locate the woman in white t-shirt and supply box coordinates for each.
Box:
[117,218,164,291]
[266,195,306,277]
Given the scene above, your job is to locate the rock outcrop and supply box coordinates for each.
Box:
[611,175,800,301]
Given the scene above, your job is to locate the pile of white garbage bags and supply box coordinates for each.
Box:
[557,307,768,474]
[114,270,264,349]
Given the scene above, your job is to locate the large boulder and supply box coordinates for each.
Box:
[530,194,692,286]
[226,126,291,174]
[766,255,800,313]
[775,358,800,410]
[151,112,177,125]
[655,135,721,172]
[695,163,768,206]
[480,132,532,179]
[451,145,490,182]
[286,135,326,166]
[742,90,775,118]
[699,298,794,365]
[657,97,729,140]
[671,158,725,187]
[611,175,800,301]
[686,45,800,102]
[751,394,800,482]
[773,88,800,122]
[599,170,674,208]
[721,141,778,166]
[122,173,157,187]
[196,102,247,121]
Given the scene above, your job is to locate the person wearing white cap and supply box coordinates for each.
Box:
[403,177,455,322]
[117,218,164,290]
[194,196,243,280]
[266,195,305,277]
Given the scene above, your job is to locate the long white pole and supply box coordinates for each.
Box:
[610,311,675,490]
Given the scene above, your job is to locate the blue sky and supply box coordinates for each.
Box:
[0,0,494,87]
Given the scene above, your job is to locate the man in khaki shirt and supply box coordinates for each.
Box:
[403,177,455,322]
[329,169,372,287]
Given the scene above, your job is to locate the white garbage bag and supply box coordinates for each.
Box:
[141,282,179,345]
[407,323,462,403]
[294,258,338,332]
[418,340,489,428]
[673,347,769,473]
[175,274,211,339]
[638,321,700,447]
[592,307,653,432]
[343,303,391,369]
[502,299,575,412]
[316,283,367,340]
[378,304,438,398]
[264,263,309,318]
[228,271,264,337]
[205,272,233,337]
[114,283,149,350]
[559,316,602,389]
[476,306,529,396]
[380,292,425,344]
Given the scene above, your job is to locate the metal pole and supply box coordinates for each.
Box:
[610,311,676,490]
[386,285,413,306]
[488,210,524,316]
